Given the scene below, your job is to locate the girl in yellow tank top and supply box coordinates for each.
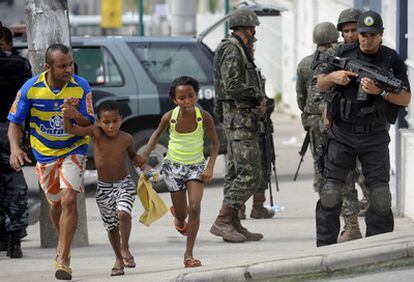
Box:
[138,76,219,268]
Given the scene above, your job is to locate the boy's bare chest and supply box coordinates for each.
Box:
[94,135,128,157]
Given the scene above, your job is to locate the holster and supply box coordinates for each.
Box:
[325,90,341,124]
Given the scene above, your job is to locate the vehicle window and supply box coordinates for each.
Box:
[72,47,123,86]
[128,42,212,84]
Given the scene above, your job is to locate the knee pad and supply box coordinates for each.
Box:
[370,184,391,216]
[320,181,342,209]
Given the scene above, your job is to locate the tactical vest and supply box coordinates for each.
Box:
[330,44,401,129]
[299,52,325,115]
[215,36,263,110]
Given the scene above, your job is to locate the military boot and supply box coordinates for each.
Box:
[250,192,275,219]
[210,204,246,242]
[7,230,23,258]
[0,239,7,252]
[338,214,362,243]
[7,231,23,258]
[238,204,246,220]
[231,209,263,241]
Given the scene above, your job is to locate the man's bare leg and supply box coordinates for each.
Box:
[49,203,62,233]
[56,189,78,266]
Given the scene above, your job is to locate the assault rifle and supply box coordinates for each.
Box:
[312,50,408,101]
[293,131,310,181]
[255,68,280,211]
[258,105,280,210]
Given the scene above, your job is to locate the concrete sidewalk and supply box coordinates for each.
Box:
[1,111,413,281]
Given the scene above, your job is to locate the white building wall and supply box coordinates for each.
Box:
[399,0,414,219]
[380,1,397,174]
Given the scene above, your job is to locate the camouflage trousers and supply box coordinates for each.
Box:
[0,123,29,234]
[307,117,365,216]
[341,158,368,216]
[223,129,262,208]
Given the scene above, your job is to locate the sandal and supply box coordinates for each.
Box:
[110,266,125,276]
[184,257,202,268]
[122,256,136,268]
[55,242,71,268]
[170,206,188,236]
[55,263,72,280]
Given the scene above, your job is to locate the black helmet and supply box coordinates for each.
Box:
[313,22,339,45]
[229,8,260,29]
[337,8,362,31]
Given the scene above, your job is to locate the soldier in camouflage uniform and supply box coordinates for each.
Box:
[0,23,30,258]
[296,22,339,195]
[210,8,265,242]
[238,41,275,220]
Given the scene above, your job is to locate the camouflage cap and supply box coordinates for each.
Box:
[313,22,339,45]
[337,8,362,31]
[229,8,260,29]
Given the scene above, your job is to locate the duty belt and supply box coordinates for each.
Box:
[335,121,386,134]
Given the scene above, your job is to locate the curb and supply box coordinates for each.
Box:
[174,234,414,281]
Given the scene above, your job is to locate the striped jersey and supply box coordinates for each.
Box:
[8,71,95,163]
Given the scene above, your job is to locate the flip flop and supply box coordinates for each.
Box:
[170,206,188,236]
[110,266,125,276]
[55,242,71,268]
[122,256,136,268]
[55,263,72,280]
[184,257,202,268]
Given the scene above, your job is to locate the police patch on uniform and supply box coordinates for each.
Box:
[9,91,21,115]
[364,16,374,26]
[86,92,94,116]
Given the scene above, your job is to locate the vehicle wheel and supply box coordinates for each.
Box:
[127,129,169,193]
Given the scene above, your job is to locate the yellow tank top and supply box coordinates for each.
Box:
[166,106,204,164]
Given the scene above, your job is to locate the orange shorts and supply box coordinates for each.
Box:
[35,154,86,205]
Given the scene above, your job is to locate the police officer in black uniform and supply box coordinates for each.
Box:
[315,11,411,246]
[0,22,32,258]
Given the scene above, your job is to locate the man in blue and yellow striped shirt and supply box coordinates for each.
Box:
[7,44,94,280]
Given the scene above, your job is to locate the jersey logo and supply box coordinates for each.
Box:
[39,115,67,136]
[9,91,21,115]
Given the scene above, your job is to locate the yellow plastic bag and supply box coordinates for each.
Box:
[137,174,168,226]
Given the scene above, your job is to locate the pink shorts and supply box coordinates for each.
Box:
[35,154,86,205]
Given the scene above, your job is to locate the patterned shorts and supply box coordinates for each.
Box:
[161,159,206,192]
[96,175,136,231]
[35,154,86,205]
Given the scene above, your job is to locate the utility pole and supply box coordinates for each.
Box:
[25,0,89,248]
[170,0,196,37]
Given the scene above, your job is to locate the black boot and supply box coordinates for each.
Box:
[7,230,23,258]
[315,200,341,247]
[0,239,7,252]
[365,208,394,237]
